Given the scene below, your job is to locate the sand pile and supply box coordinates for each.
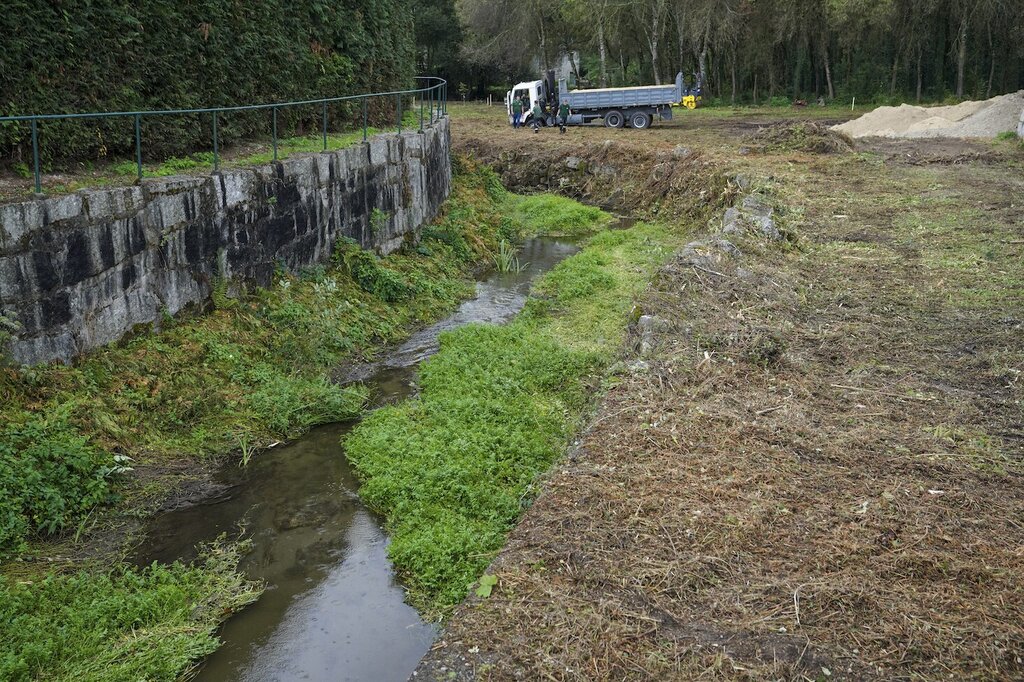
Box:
[834,90,1024,139]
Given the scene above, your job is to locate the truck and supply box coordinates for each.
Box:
[506,71,700,129]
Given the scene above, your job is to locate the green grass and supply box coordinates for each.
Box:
[505,193,612,236]
[0,161,520,682]
[0,540,260,682]
[0,164,512,556]
[344,221,686,611]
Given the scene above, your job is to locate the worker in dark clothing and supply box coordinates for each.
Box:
[557,100,570,133]
[511,98,523,128]
[531,103,543,133]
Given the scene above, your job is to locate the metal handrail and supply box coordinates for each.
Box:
[0,76,447,195]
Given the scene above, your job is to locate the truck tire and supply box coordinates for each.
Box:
[604,110,625,128]
[630,112,652,129]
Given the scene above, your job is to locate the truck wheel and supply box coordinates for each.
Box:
[630,112,652,129]
[604,110,625,128]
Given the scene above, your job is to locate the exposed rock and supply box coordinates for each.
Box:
[678,238,741,270]
[732,174,753,191]
[721,194,782,241]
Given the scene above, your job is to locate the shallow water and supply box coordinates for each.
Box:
[135,237,579,682]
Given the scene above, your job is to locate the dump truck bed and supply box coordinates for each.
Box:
[559,73,683,110]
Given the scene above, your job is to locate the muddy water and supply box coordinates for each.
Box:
[136,237,579,682]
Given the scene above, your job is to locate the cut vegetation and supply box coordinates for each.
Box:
[414,103,1024,681]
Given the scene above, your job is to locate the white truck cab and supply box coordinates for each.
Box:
[506,80,545,125]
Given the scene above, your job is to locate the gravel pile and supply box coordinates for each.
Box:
[834,90,1024,139]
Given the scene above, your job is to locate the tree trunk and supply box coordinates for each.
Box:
[753,72,758,105]
[567,49,581,84]
[916,50,923,102]
[890,53,899,95]
[697,25,710,90]
[673,9,687,83]
[648,30,661,84]
[538,15,549,71]
[985,27,994,98]
[823,43,834,100]
[731,47,737,104]
[598,19,608,87]
[792,44,801,98]
[955,17,967,98]
[650,39,661,84]
[643,0,666,85]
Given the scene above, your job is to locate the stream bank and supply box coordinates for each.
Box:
[0,166,589,681]
[133,237,580,681]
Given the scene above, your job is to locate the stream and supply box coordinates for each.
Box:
[135,237,580,682]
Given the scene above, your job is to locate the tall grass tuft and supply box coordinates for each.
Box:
[493,239,528,273]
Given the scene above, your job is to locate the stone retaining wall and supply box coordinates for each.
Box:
[0,117,451,365]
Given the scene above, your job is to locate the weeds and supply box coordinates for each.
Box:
[237,434,256,467]
[0,406,121,556]
[369,208,389,236]
[0,539,261,682]
[0,163,514,555]
[492,239,527,273]
[506,193,610,236]
[344,221,686,612]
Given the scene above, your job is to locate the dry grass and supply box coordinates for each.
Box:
[417,108,1024,681]
[747,121,854,153]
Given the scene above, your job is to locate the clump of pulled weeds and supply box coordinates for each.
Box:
[749,121,854,154]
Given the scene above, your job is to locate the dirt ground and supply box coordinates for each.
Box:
[415,105,1024,680]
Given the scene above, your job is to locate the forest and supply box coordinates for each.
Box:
[444,0,1024,104]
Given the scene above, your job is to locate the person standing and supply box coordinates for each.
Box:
[511,97,523,129]
[557,100,570,133]
[531,102,543,133]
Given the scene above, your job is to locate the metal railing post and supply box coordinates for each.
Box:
[134,114,143,181]
[31,119,41,194]
[419,92,424,132]
[362,97,368,142]
[396,94,402,135]
[212,111,219,172]
[322,100,328,151]
[272,106,278,162]
[443,83,447,115]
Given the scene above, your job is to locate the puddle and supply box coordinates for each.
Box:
[134,237,580,682]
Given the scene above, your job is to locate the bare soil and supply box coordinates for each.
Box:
[415,105,1024,680]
